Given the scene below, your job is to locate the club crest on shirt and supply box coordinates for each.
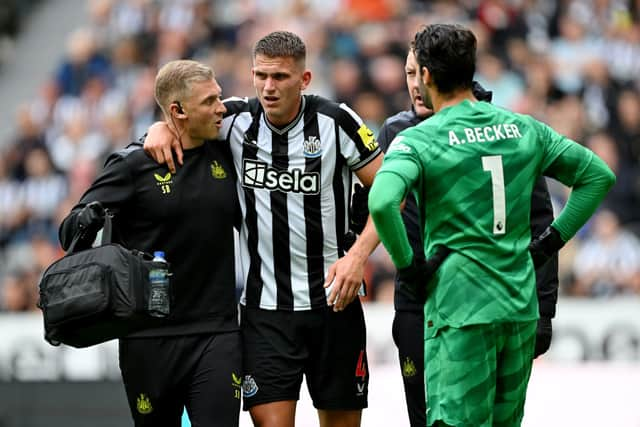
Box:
[211,161,227,179]
[357,124,379,151]
[303,135,322,158]
[243,375,259,398]
[136,393,153,414]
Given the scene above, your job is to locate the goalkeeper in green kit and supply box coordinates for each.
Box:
[369,24,616,427]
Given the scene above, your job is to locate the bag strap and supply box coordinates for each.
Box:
[67,209,114,254]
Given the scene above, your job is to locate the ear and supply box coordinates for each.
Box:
[171,103,188,119]
[300,69,312,91]
[421,65,435,88]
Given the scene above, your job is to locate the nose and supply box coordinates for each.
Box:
[264,77,276,91]
[216,100,227,114]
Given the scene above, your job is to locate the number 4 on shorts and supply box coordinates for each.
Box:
[355,350,367,379]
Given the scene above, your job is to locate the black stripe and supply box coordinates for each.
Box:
[242,113,263,307]
[271,131,293,309]
[303,107,326,307]
[332,119,347,257]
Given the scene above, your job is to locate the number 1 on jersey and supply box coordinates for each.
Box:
[482,155,506,235]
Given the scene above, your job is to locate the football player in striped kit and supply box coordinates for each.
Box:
[144,31,382,427]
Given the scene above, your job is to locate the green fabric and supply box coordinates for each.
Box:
[424,321,536,427]
[368,167,417,269]
[369,99,615,332]
[546,150,616,241]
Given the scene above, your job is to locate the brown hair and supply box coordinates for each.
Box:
[253,31,306,64]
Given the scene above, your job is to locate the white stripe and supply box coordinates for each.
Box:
[338,127,363,169]
[339,103,364,125]
[254,122,278,309]
[287,119,311,309]
[317,114,340,293]
[229,112,253,308]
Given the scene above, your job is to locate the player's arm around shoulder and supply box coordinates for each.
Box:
[142,97,244,173]
[143,121,183,173]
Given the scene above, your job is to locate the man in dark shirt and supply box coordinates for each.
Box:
[374,46,559,427]
[59,60,241,427]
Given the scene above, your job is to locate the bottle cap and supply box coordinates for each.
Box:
[153,251,165,259]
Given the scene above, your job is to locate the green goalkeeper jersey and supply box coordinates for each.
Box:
[371,99,615,335]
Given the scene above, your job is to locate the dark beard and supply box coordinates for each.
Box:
[418,76,433,110]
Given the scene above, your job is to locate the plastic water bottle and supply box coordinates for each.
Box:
[148,251,170,317]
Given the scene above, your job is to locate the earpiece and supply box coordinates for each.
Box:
[174,101,185,114]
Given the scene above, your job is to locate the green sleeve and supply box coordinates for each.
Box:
[369,159,419,269]
[535,119,616,242]
[551,153,616,241]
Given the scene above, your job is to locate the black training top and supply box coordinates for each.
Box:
[59,141,240,336]
[377,108,559,316]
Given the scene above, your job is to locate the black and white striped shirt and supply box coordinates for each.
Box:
[220,95,381,311]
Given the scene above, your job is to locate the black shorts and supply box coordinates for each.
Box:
[241,299,368,411]
[392,310,425,427]
[119,331,242,427]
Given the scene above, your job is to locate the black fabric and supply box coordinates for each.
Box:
[534,316,553,359]
[240,300,368,411]
[529,225,565,269]
[529,178,559,318]
[39,214,158,348]
[59,141,240,337]
[392,311,425,427]
[73,201,106,248]
[350,183,369,235]
[397,246,452,305]
[119,332,242,427]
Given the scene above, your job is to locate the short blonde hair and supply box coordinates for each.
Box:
[154,59,214,116]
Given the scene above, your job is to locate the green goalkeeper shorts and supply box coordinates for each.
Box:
[425,320,536,427]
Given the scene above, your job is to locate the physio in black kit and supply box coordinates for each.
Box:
[59,60,242,427]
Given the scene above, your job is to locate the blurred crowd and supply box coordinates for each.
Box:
[0,0,42,69]
[1,0,639,313]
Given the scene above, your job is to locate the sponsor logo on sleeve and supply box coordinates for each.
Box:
[357,124,379,151]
